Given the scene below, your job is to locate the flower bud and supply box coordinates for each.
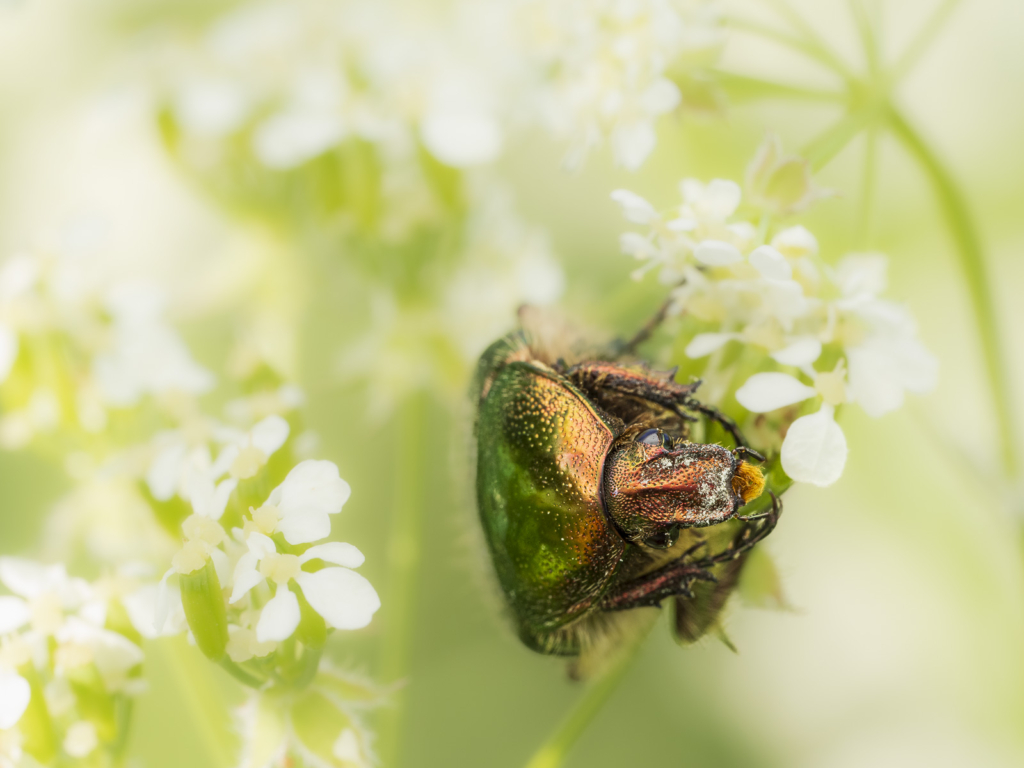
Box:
[180,559,229,661]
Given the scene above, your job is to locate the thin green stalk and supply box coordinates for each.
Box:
[760,0,857,80]
[712,70,843,104]
[887,106,1017,475]
[152,638,235,768]
[855,125,879,247]
[376,392,428,767]
[890,0,963,83]
[847,0,880,79]
[726,18,848,78]
[523,637,646,768]
[802,107,879,171]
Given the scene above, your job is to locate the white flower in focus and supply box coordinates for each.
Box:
[736,370,850,486]
[230,535,379,642]
[245,460,351,545]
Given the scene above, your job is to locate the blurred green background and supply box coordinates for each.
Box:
[1,1,1024,767]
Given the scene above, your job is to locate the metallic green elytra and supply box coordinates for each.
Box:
[472,327,779,657]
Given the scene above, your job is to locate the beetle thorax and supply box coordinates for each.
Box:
[602,440,746,545]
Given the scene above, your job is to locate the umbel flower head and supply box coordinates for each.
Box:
[160,457,379,675]
[612,159,936,487]
[0,558,151,763]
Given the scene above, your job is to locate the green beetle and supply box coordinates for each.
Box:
[473,322,779,657]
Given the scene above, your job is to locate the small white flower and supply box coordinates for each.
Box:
[230,534,379,643]
[0,672,30,729]
[210,414,290,482]
[781,403,848,487]
[64,721,99,758]
[610,190,659,225]
[694,240,743,267]
[735,372,818,413]
[259,460,352,545]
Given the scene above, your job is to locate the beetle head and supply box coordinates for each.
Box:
[602,426,765,547]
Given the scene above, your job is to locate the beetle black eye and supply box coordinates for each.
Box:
[636,429,661,446]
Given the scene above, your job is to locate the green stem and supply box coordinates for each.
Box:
[855,124,878,247]
[152,638,235,767]
[759,0,857,80]
[890,0,963,83]
[522,638,645,768]
[711,70,843,104]
[886,106,1017,475]
[802,107,879,171]
[376,392,428,767]
[726,18,851,81]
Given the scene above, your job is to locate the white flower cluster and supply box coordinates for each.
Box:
[159,458,379,662]
[235,665,385,768]
[0,241,212,449]
[161,0,721,174]
[613,179,937,486]
[0,558,155,757]
[521,0,723,168]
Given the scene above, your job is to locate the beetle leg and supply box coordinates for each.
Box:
[684,398,748,448]
[698,491,782,565]
[568,361,754,447]
[600,558,717,612]
[600,493,781,613]
[612,292,676,357]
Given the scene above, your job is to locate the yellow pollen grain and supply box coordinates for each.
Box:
[732,461,766,504]
[259,552,300,585]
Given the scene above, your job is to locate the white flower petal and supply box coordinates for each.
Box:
[209,548,231,587]
[619,232,656,259]
[781,404,848,486]
[270,461,351,545]
[771,225,818,258]
[749,245,792,280]
[612,120,656,171]
[846,336,938,417]
[665,217,696,232]
[124,584,185,639]
[610,189,658,225]
[0,672,30,729]
[771,338,822,367]
[0,595,30,634]
[277,512,332,546]
[250,414,290,456]
[685,333,737,359]
[299,542,365,569]
[295,568,380,630]
[736,372,817,413]
[229,553,265,604]
[246,532,278,559]
[694,240,742,267]
[146,441,187,502]
[255,586,301,643]
[210,479,237,521]
[0,324,19,384]
[421,110,502,167]
[703,179,742,219]
[154,569,174,635]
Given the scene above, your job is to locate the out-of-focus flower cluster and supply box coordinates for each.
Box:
[0,230,211,452]
[0,558,153,766]
[613,139,937,486]
[158,0,721,178]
